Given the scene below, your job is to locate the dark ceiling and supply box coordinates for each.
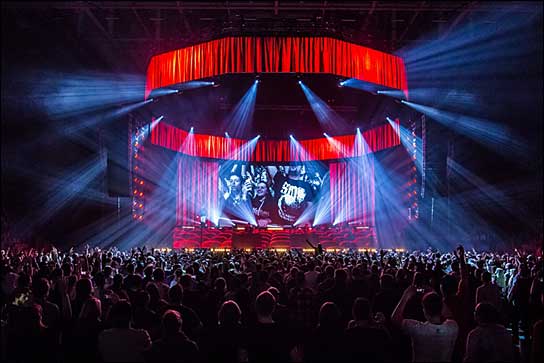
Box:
[3,1,535,74]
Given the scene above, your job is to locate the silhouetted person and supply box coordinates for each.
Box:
[392,289,459,362]
[304,302,346,362]
[145,310,199,363]
[344,298,391,362]
[200,300,248,362]
[464,303,514,363]
[247,291,291,362]
[98,300,151,362]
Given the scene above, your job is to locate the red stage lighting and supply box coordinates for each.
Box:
[139,192,143,197]
[140,181,144,185]
[133,190,138,194]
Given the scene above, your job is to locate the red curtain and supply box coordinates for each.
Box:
[152,120,400,162]
[329,158,375,226]
[146,36,408,99]
[177,156,219,225]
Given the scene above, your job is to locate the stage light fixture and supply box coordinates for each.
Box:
[298,80,302,85]
[189,127,194,133]
[323,132,330,138]
[225,132,230,138]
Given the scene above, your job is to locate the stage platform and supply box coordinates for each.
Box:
[172,225,376,250]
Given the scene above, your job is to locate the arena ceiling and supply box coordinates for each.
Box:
[2,1,534,74]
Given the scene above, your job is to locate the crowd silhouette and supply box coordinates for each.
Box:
[1,244,542,362]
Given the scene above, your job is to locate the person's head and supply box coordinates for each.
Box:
[481,271,492,284]
[214,277,226,292]
[143,265,154,278]
[126,263,135,274]
[108,300,132,328]
[318,302,341,328]
[32,277,50,300]
[21,304,46,332]
[228,174,242,191]
[352,297,371,322]
[255,182,269,197]
[412,271,427,288]
[146,282,161,301]
[153,268,165,283]
[75,277,93,300]
[168,284,184,305]
[79,297,102,321]
[380,274,395,290]
[162,310,182,336]
[218,300,242,326]
[334,268,347,284]
[518,263,530,278]
[422,292,442,322]
[255,291,275,318]
[474,302,499,325]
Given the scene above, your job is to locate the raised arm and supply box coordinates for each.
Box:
[391,285,417,327]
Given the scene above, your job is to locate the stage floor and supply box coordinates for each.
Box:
[172,226,376,249]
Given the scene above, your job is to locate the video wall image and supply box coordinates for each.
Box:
[218,162,328,226]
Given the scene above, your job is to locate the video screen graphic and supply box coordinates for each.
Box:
[219,163,328,227]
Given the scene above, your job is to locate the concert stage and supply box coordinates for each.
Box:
[172,225,376,250]
[129,36,418,252]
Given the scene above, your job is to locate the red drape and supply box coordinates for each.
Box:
[152,120,400,162]
[177,157,219,225]
[329,159,375,226]
[145,36,408,99]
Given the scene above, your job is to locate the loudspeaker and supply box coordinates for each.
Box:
[106,116,130,197]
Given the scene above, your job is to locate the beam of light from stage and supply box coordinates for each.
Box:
[223,81,259,138]
[398,4,542,76]
[149,81,217,98]
[340,78,383,95]
[299,81,347,133]
[176,80,215,92]
[62,98,155,136]
[13,156,105,237]
[395,3,542,117]
[400,100,527,159]
[386,117,423,173]
[29,71,145,120]
[376,89,407,99]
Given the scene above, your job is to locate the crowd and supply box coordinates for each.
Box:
[0,243,542,362]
